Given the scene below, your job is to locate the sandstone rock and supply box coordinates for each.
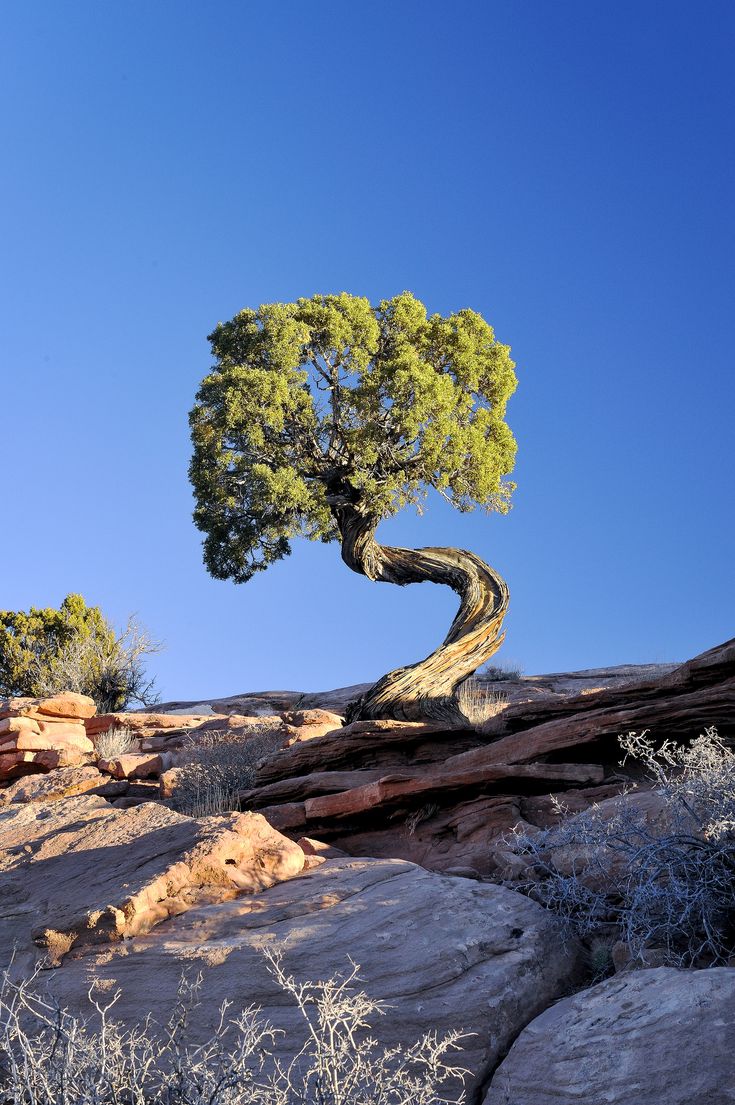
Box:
[0,743,92,781]
[479,638,735,762]
[159,766,183,799]
[282,709,344,743]
[484,967,735,1105]
[0,766,128,805]
[0,750,38,780]
[297,836,348,858]
[284,709,344,728]
[0,729,92,754]
[0,716,41,738]
[86,712,222,740]
[36,693,97,720]
[0,798,305,966]
[98,752,166,780]
[42,856,584,1101]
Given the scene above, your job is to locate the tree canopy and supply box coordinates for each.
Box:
[0,594,159,712]
[190,292,517,585]
[0,594,114,699]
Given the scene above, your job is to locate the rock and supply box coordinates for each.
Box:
[98,752,166,780]
[159,766,183,799]
[0,729,92,754]
[0,716,41,738]
[282,709,344,743]
[0,696,96,782]
[479,638,735,761]
[35,693,97,720]
[297,836,348,858]
[0,765,128,805]
[284,709,344,729]
[443,865,481,879]
[0,692,96,721]
[0,798,305,966]
[484,967,735,1105]
[523,788,671,893]
[41,856,584,1101]
[86,711,220,741]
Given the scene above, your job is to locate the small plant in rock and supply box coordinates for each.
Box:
[476,660,523,682]
[504,727,735,967]
[456,677,508,727]
[0,954,468,1104]
[172,727,286,817]
[94,726,137,760]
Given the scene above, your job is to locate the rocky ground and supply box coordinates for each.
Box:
[1,638,734,1103]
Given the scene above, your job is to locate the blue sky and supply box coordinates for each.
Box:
[1,1,733,698]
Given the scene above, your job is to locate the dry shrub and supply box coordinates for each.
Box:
[456,678,508,727]
[172,726,285,817]
[504,727,735,967]
[30,615,162,713]
[0,953,468,1104]
[94,726,138,760]
[476,660,523,682]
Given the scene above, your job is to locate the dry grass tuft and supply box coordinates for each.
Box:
[456,678,508,727]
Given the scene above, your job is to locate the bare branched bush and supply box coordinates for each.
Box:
[94,726,138,760]
[30,616,162,713]
[504,727,735,967]
[475,660,523,682]
[0,954,468,1104]
[172,727,286,817]
[456,679,508,727]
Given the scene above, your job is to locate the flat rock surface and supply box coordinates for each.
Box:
[0,765,126,805]
[43,856,583,1101]
[484,966,735,1105]
[0,797,304,967]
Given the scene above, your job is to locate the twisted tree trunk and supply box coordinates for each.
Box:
[330,498,509,723]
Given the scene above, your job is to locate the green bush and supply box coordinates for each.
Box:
[0,593,160,713]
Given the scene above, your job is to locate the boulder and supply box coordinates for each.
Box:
[0,797,305,966]
[0,766,127,805]
[281,708,344,743]
[35,693,97,720]
[0,692,96,721]
[41,856,584,1102]
[98,752,167,780]
[0,695,96,782]
[484,967,735,1105]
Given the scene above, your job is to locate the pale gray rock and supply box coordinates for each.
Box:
[484,967,735,1105]
[43,856,584,1101]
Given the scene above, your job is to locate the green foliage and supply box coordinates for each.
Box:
[0,594,159,712]
[190,292,517,582]
[0,594,114,699]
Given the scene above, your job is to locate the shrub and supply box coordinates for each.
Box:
[456,677,508,727]
[476,660,523,681]
[504,727,735,967]
[0,594,161,712]
[0,954,468,1104]
[94,726,138,760]
[172,727,286,817]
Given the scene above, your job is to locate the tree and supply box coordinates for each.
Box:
[189,292,517,721]
[0,594,160,712]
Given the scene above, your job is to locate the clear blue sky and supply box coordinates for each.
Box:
[1,1,733,698]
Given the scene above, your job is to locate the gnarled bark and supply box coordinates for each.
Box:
[330,498,509,722]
